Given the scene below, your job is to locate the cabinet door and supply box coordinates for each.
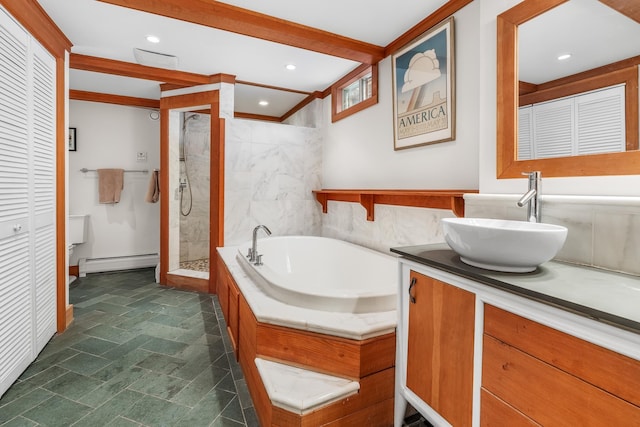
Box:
[227,281,239,357]
[406,270,475,427]
[216,255,229,320]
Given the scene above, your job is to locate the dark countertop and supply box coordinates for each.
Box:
[391,244,640,334]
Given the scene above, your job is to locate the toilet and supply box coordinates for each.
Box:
[68,214,89,283]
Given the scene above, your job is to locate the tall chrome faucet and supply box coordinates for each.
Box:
[517,171,541,223]
[248,225,272,265]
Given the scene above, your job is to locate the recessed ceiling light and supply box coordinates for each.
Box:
[285,64,296,71]
[259,100,269,106]
[557,53,571,61]
[146,35,160,43]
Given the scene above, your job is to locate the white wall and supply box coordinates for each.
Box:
[310,2,480,252]
[322,1,480,190]
[68,100,160,264]
[478,0,640,196]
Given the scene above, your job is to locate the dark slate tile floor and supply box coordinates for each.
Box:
[0,268,258,427]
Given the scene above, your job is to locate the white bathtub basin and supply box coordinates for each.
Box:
[236,236,397,313]
[441,218,568,273]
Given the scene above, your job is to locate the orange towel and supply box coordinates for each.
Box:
[145,170,160,203]
[97,168,124,204]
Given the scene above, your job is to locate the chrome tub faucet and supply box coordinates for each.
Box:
[517,171,541,223]
[248,225,272,264]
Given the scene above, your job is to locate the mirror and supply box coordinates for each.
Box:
[496,0,640,178]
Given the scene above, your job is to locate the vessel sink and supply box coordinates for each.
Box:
[441,218,568,273]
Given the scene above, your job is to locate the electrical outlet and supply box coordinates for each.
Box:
[137,152,147,162]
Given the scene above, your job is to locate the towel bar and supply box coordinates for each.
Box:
[80,168,148,173]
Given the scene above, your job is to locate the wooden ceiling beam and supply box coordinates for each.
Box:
[96,0,384,64]
[385,0,474,56]
[70,90,160,108]
[70,53,211,85]
[235,112,281,122]
[2,0,72,58]
[599,0,640,24]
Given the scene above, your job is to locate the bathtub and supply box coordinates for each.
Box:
[236,236,397,313]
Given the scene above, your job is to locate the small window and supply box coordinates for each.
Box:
[342,74,372,110]
[331,63,378,122]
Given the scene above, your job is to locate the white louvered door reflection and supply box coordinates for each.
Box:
[519,85,626,160]
[0,8,34,398]
[0,6,57,398]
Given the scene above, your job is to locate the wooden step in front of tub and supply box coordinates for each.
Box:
[255,358,360,415]
[256,355,394,427]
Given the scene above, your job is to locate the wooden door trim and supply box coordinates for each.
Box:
[159,90,223,292]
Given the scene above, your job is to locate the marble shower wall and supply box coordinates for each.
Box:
[180,114,210,262]
[465,194,640,276]
[321,202,456,254]
[224,119,323,246]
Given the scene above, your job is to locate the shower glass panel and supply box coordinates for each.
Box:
[179,111,210,272]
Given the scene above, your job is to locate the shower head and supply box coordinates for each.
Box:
[182,113,200,131]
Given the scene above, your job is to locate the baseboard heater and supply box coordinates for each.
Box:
[78,253,159,277]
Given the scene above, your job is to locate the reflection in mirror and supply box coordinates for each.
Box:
[517,0,640,160]
[496,0,640,178]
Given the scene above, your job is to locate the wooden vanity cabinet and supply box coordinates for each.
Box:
[406,270,476,427]
[481,305,640,426]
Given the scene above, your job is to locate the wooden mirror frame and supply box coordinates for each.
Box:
[496,0,640,178]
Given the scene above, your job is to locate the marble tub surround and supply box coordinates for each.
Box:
[321,201,456,254]
[217,246,396,340]
[464,194,640,276]
[224,119,322,246]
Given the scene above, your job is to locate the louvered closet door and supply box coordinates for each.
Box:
[0,8,34,398]
[31,41,56,354]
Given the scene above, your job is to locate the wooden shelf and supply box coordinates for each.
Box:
[312,189,477,221]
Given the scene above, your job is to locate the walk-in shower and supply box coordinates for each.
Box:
[179,112,210,272]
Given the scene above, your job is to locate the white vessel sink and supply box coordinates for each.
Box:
[441,218,568,273]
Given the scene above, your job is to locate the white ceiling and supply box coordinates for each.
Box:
[37,0,449,117]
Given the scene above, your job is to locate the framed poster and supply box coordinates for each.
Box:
[69,127,77,151]
[392,17,455,150]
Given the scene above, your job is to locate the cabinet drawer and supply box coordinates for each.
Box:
[480,388,540,427]
[484,304,640,407]
[482,334,640,425]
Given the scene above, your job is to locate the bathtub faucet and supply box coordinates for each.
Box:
[249,225,272,265]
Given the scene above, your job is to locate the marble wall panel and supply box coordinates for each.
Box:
[224,119,323,246]
[465,194,640,276]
